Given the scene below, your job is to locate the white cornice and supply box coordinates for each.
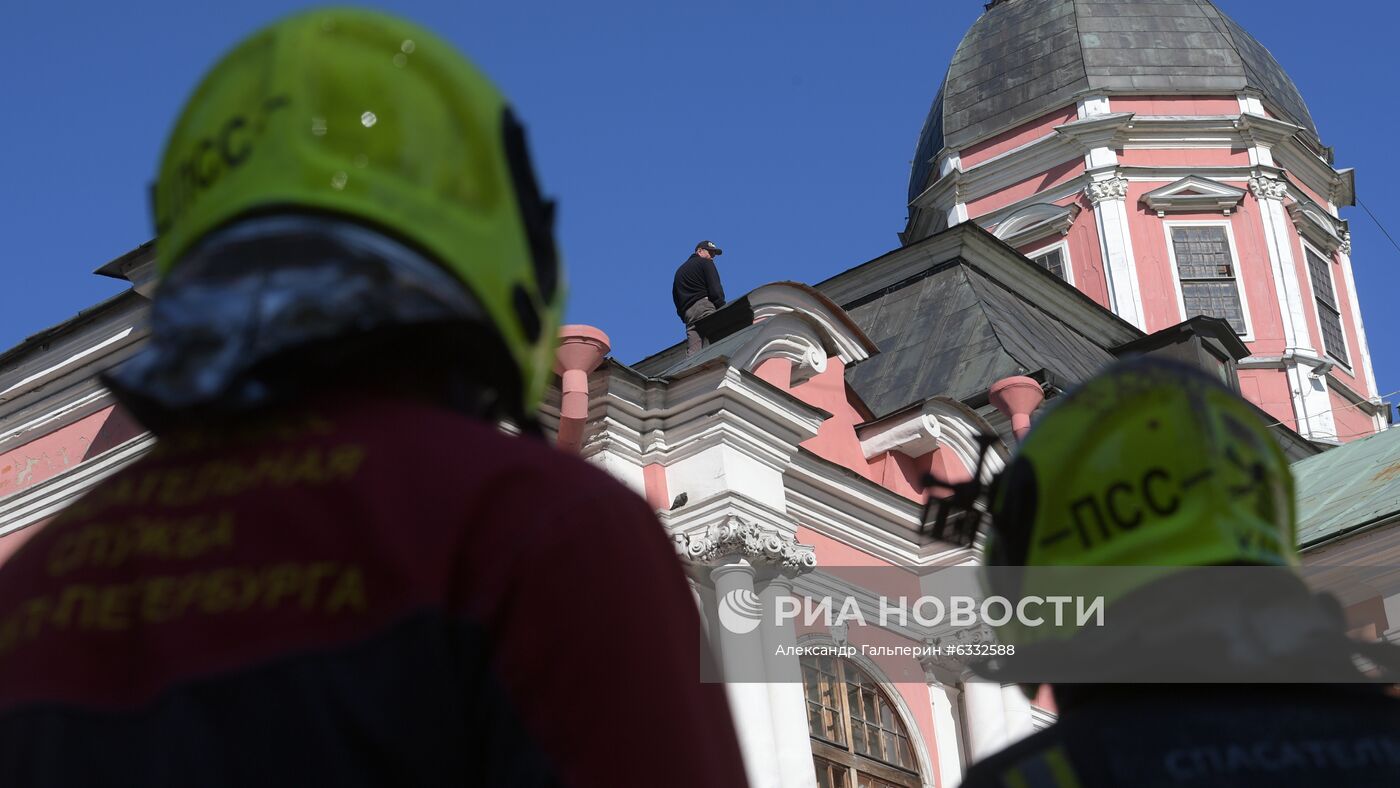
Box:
[0,434,155,536]
[917,114,1353,223]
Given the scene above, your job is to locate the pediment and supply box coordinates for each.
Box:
[989,202,1081,248]
[1139,176,1245,217]
[1287,200,1345,254]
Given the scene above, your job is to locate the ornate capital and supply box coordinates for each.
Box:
[1248,175,1289,201]
[1340,230,1352,256]
[674,516,817,573]
[918,624,997,682]
[1084,176,1128,204]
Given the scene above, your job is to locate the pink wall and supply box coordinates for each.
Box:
[1118,147,1251,168]
[1237,369,1296,428]
[0,406,143,499]
[793,358,882,484]
[966,158,1085,217]
[961,107,1079,168]
[1110,95,1241,116]
[1330,388,1375,443]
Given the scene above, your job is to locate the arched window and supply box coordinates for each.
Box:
[802,654,921,788]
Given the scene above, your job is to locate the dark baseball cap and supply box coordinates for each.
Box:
[696,240,723,256]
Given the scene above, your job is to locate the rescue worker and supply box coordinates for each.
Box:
[672,240,726,355]
[0,9,748,786]
[941,357,1400,787]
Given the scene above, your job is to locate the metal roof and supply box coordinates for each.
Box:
[843,260,1115,415]
[910,0,1318,202]
[1295,427,1400,549]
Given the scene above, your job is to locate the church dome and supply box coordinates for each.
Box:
[909,0,1317,202]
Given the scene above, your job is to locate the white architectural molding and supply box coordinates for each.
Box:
[1282,349,1340,443]
[1139,176,1245,217]
[1084,175,1129,204]
[855,397,1007,478]
[0,434,155,537]
[1054,112,1133,169]
[988,202,1081,249]
[674,514,817,571]
[745,282,878,367]
[1287,200,1346,254]
[729,312,829,385]
[1250,174,1314,353]
[1084,172,1146,329]
[1248,174,1290,202]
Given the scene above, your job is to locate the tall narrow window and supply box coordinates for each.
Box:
[1030,247,1067,281]
[802,655,921,787]
[1305,248,1348,364]
[1170,226,1246,333]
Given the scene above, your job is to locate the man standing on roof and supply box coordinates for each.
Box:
[0,9,748,787]
[673,240,726,355]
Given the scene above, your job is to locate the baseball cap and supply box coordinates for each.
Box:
[696,240,723,256]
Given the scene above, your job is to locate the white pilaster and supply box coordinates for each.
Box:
[1086,174,1147,330]
[712,561,783,788]
[1251,175,1312,352]
[961,676,1011,761]
[925,675,968,788]
[999,684,1035,743]
[758,577,818,788]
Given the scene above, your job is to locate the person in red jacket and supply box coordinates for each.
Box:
[0,8,747,787]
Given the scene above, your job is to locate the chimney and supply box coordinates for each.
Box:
[553,325,611,453]
[989,376,1044,441]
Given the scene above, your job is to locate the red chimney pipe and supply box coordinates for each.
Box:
[989,376,1044,441]
[554,325,611,453]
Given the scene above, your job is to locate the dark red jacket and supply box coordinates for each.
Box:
[0,395,747,787]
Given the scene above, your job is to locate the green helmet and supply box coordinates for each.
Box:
[151,7,563,413]
[983,357,1297,646]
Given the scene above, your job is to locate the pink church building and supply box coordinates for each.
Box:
[0,2,1396,788]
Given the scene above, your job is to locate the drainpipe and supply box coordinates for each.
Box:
[989,376,1044,441]
[554,324,611,453]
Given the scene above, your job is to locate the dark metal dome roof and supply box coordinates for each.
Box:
[908,0,1317,202]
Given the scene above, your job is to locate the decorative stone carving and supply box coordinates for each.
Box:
[1084,176,1129,204]
[1340,230,1352,256]
[918,624,998,680]
[1248,175,1289,201]
[674,515,817,572]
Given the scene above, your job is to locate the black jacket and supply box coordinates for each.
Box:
[672,254,725,319]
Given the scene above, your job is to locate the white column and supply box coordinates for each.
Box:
[926,677,968,788]
[1086,175,1146,330]
[1000,684,1035,743]
[759,577,817,788]
[960,675,1010,761]
[712,561,783,788]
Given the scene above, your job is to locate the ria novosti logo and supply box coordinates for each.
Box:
[717,588,763,634]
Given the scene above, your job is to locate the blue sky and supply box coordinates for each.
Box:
[5,0,1400,408]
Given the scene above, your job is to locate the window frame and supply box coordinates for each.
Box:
[1300,240,1352,370]
[1162,219,1255,341]
[802,653,923,788]
[1024,238,1075,286]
